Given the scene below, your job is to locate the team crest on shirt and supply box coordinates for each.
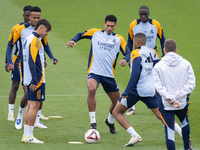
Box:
[112,39,116,43]
[150,29,154,33]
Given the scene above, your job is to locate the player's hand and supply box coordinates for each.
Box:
[173,100,180,108]
[22,86,27,91]
[44,60,47,68]
[5,63,10,72]
[128,61,131,68]
[51,58,58,65]
[119,59,127,67]
[8,64,14,71]
[29,84,37,92]
[67,41,76,48]
[165,99,172,104]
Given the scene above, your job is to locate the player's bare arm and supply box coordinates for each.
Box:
[67,41,76,48]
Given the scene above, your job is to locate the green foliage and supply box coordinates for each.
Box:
[0,0,199,149]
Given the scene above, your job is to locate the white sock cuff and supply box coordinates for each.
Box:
[89,112,96,123]
[127,126,138,137]
[108,112,114,124]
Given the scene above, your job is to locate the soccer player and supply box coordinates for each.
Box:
[21,18,52,143]
[6,6,57,129]
[153,39,195,150]
[6,5,32,121]
[126,5,165,116]
[67,15,130,134]
[112,33,161,147]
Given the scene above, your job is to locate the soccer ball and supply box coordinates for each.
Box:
[84,129,100,143]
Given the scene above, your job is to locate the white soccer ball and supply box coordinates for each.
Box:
[84,129,100,143]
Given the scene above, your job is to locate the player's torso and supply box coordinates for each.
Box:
[133,46,155,96]
[23,34,45,85]
[133,22,157,49]
[89,31,121,77]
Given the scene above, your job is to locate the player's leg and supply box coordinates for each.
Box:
[87,74,99,129]
[34,101,47,128]
[15,88,27,129]
[159,108,175,150]
[22,100,43,143]
[104,91,120,134]
[101,77,119,134]
[112,100,130,129]
[151,108,161,119]
[8,80,20,121]
[156,94,182,137]
[8,58,21,121]
[22,84,45,143]
[112,97,142,147]
[176,105,191,149]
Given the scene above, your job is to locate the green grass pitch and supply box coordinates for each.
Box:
[0,0,199,149]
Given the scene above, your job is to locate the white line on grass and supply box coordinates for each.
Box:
[0,92,200,98]
[0,93,107,98]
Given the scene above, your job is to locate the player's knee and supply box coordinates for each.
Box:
[88,86,97,95]
[11,81,20,91]
[112,109,117,118]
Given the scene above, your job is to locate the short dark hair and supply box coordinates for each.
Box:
[134,33,146,45]
[105,15,117,24]
[30,6,41,13]
[23,5,32,12]
[139,6,149,12]
[35,18,51,31]
[164,39,177,52]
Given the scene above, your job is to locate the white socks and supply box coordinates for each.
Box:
[8,104,14,115]
[35,110,41,124]
[131,105,135,110]
[17,106,25,119]
[89,112,96,123]
[127,126,139,137]
[89,112,115,124]
[108,112,114,124]
[24,125,34,137]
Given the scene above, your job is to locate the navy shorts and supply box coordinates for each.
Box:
[119,90,158,109]
[87,73,119,93]
[27,83,45,101]
[11,56,20,81]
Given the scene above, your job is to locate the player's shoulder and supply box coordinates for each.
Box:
[15,23,29,35]
[130,19,140,25]
[129,19,140,28]
[85,28,102,35]
[131,49,141,58]
[88,28,102,33]
[32,33,42,48]
[149,18,161,27]
[11,22,22,31]
[181,57,192,66]
[115,33,125,40]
